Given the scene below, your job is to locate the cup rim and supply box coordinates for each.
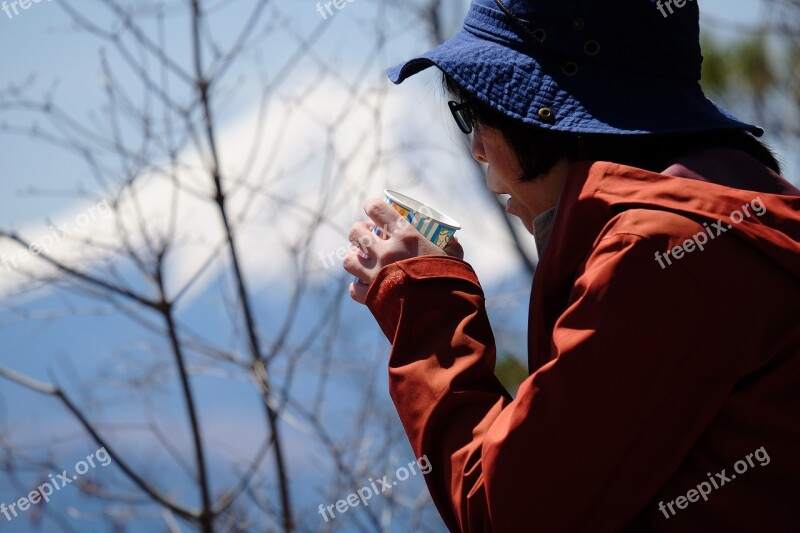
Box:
[384,189,462,230]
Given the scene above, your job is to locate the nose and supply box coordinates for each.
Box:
[470,130,488,163]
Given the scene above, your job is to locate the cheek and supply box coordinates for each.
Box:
[483,134,522,177]
[485,166,502,190]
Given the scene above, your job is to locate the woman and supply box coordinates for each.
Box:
[344,0,800,530]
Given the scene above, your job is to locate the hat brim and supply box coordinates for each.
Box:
[387,29,764,137]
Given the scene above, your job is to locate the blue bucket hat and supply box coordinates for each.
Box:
[387,0,763,136]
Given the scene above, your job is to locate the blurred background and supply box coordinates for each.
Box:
[0,1,797,531]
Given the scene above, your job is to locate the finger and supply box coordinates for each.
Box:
[348,221,381,256]
[349,279,370,304]
[342,248,373,280]
[364,198,407,236]
[443,236,464,259]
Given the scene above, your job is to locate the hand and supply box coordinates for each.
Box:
[344,198,464,304]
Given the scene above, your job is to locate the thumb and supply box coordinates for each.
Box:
[443,236,464,260]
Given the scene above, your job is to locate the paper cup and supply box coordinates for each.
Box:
[377,190,461,249]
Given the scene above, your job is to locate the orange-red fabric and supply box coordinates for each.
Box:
[366,159,800,532]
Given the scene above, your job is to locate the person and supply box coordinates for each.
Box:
[343,0,800,530]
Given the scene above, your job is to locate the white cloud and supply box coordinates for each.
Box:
[0,69,532,304]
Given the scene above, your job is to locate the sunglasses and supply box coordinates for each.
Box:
[448,100,474,134]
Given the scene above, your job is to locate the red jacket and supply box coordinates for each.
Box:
[366,153,800,532]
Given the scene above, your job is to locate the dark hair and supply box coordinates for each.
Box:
[443,75,782,179]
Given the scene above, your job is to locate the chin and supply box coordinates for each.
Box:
[518,216,535,235]
[523,221,535,235]
[507,208,535,234]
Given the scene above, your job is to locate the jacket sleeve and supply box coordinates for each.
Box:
[366,234,747,532]
[365,255,512,531]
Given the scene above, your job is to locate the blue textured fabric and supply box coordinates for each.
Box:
[387,0,763,136]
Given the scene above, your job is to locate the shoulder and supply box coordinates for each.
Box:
[579,207,747,280]
[598,208,704,245]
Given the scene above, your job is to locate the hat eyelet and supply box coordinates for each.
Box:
[537,107,555,123]
[532,28,547,43]
[584,40,600,56]
[571,17,585,31]
[562,62,579,76]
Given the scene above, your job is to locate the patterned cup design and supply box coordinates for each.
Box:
[377,190,461,249]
